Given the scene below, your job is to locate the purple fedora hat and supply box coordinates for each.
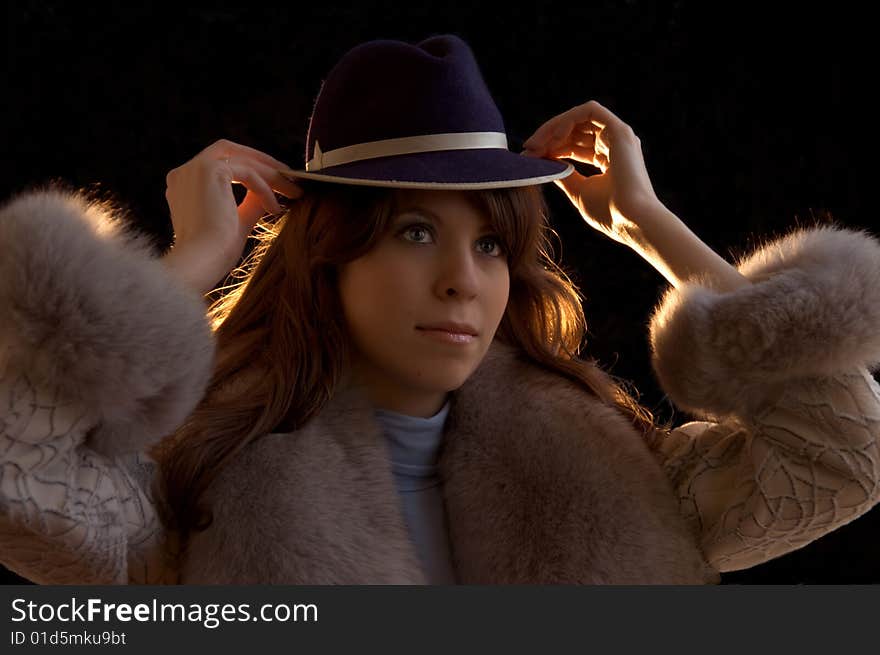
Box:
[278,34,574,189]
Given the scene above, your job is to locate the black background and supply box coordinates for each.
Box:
[3,1,877,583]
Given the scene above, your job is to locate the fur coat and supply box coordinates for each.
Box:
[2,189,880,585]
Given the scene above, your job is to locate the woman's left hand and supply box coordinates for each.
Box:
[522,100,662,246]
[524,100,752,292]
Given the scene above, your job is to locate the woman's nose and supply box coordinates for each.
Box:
[434,246,479,300]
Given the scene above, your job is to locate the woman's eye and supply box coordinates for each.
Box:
[400,224,434,243]
[476,236,504,257]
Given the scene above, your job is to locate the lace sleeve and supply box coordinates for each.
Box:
[0,363,178,584]
[649,367,880,572]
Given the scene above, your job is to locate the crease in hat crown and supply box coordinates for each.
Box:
[280,34,573,189]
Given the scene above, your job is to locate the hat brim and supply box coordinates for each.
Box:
[277,148,575,190]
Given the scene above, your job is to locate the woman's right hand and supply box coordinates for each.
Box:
[162,139,304,295]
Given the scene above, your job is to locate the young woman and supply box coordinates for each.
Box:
[2,34,879,584]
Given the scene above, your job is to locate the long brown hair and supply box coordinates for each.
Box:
[149,180,658,546]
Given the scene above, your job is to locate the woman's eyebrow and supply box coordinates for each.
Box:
[395,205,443,223]
[395,205,491,230]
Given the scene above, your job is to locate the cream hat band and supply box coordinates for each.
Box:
[305,132,509,171]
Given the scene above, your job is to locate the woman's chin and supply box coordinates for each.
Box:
[409,366,477,394]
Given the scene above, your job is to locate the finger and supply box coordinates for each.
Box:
[523,118,573,153]
[522,110,571,150]
[552,167,588,200]
[226,158,303,199]
[540,106,615,148]
[226,162,284,214]
[534,121,580,158]
[576,122,601,136]
[231,142,294,171]
[546,143,605,170]
[524,117,604,156]
[573,133,596,150]
[563,100,618,130]
[521,143,547,158]
[524,130,594,161]
[205,139,294,172]
[595,131,611,158]
[523,100,618,150]
[267,170,304,199]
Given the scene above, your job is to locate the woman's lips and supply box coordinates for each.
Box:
[415,327,477,344]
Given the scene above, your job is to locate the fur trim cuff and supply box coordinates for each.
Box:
[648,225,880,420]
[0,190,216,457]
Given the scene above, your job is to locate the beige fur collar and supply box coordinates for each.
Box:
[182,341,719,584]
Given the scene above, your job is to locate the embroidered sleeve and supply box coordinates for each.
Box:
[0,362,178,584]
[649,366,880,572]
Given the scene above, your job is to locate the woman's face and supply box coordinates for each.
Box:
[338,189,510,417]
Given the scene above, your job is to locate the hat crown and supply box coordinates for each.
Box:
[305,34,505,163]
